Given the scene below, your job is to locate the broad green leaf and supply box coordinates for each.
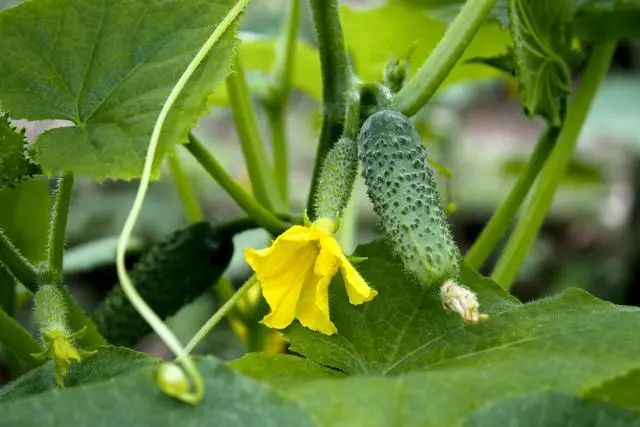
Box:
[574,1,640,42]
[340,2,510,89]
[285,240,519,375]
[209,33,322,104]
[235,240,640,426]
[587,368,640,414]
[0,346,155,402]
[229,353,344,390]
[465,391,640,426]
[509,0,572,125]
[0,356,315,427]
[0,114,40,188]
[391,0,510,26]
[0,0,239,180]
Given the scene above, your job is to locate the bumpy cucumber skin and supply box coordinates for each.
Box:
[314,137,358,220]
[34,284,68,334]
[92,222,233,346]
[359,110,458,287]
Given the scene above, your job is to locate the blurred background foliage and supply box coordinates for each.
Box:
[0,0,639,379]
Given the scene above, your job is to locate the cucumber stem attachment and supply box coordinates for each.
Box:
[306,0,354,219]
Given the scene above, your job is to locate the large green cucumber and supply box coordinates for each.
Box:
[359,110,458,287]
[92,221,233,346]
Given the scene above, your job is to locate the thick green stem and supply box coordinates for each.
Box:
[183,275,257,355]
[167,150,204,224]
[491,43,616,288]
[465,126,559,269]
[0,306,42,367]
[48,172,74,279]
[271,0,300,101]
[266,107,289,204]
[306,0,353,218]
[264,0,300,205]
[0,229,40,293]
[185,134,288,235]
[391,0,498,117]
[226,56,283,211]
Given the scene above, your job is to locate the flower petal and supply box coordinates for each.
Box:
[261,244,319,329]
[314,244,339,277]
[340,257,378,305]
[296,272,337,335]
[278,225,315,241]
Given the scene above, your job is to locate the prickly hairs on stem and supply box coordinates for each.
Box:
[358,110,487,323]
[314,137,358,221]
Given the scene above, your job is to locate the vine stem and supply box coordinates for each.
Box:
[115,0,250,404]
[391,0,498,117]
[266,109,289,204]
[465,126,559,269]
[226,56,283,212]
[306,0,353,218]
[0,229,40,293]
[185,134,288,235]
[0,307,42,367]
[491,42,616,288]
[265,0,301,204]
[167,150,204,224]
[47,172,74,279]
[182,275,257,356]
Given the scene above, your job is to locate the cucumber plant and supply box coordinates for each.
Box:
[0,0,638,425]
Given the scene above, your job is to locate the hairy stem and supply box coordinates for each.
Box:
[47,172,74,279]
[183,275,257,355]
[0,307,42,367]
[186,134,288,235]
[491,42,616,288]
[0,229,40,293]
[226,56,283,211]
[168,150,204,224]
[465,126,559,269]
[306,0,353,218]
[391,0,498,116]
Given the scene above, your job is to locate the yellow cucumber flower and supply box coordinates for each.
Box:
[244,218,377,335]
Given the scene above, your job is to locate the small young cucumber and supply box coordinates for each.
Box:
[359,110,458,287]
[92,221,233,346]
[314,137,358,221]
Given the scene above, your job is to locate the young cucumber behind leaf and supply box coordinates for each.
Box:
[92,221,233,346]
[359,110,458,287]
